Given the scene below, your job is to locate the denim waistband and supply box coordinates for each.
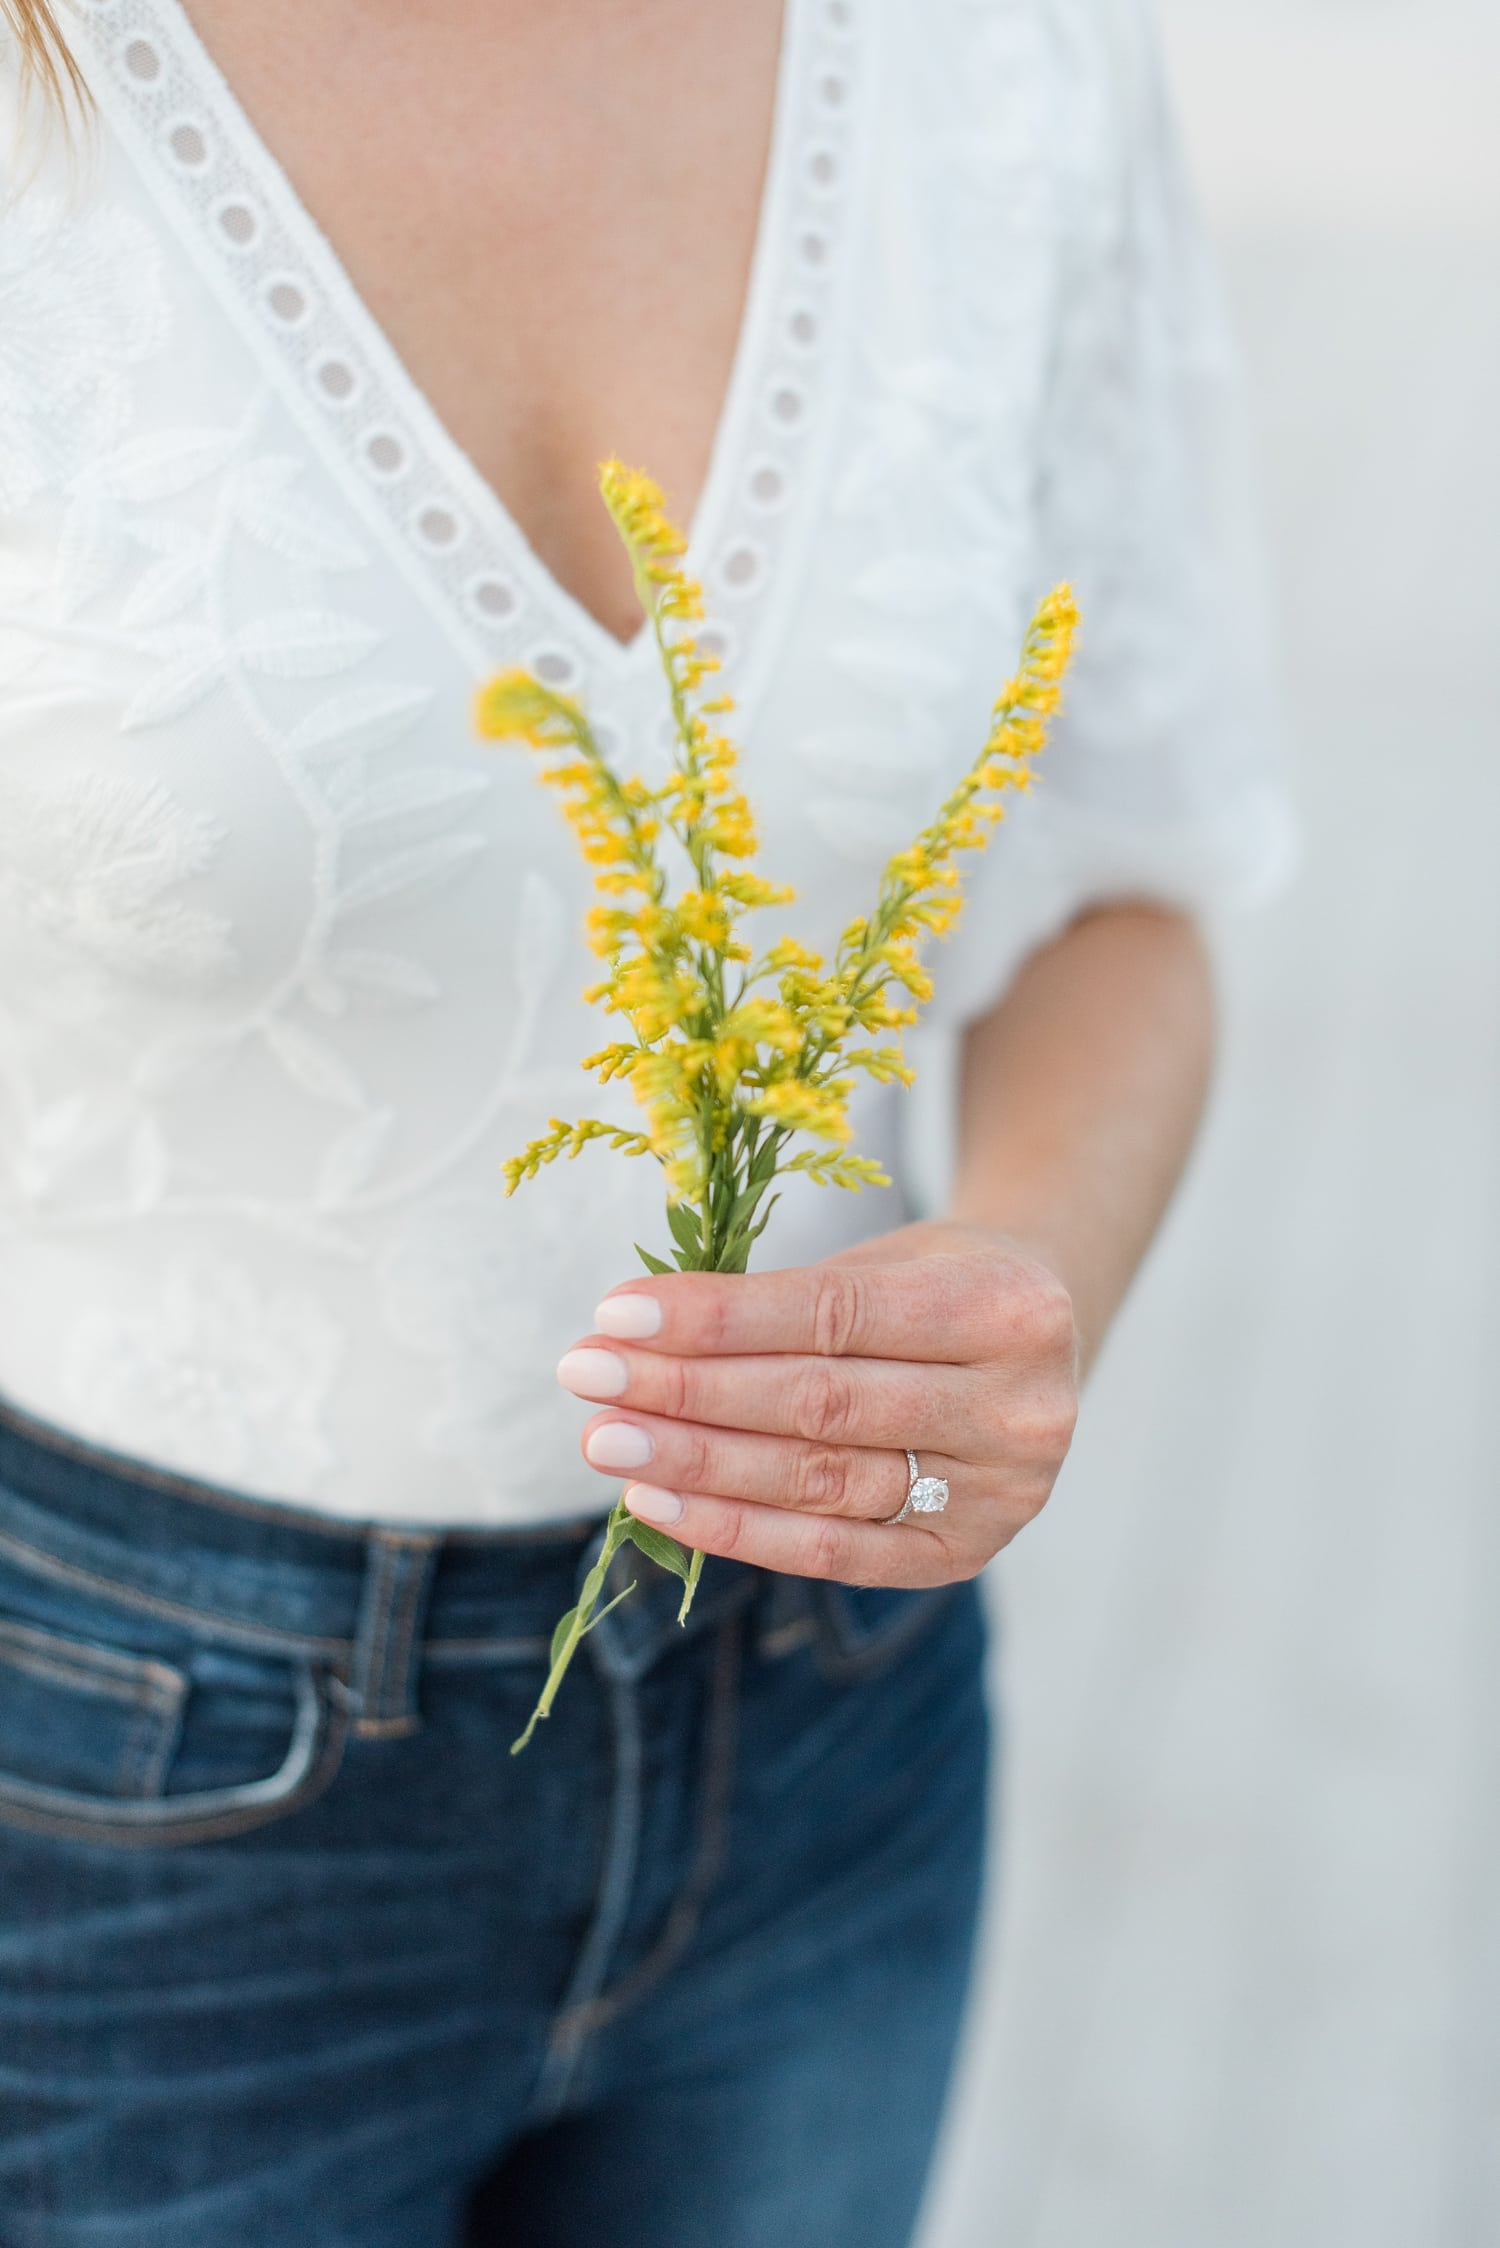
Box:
[0,1397,761,1714]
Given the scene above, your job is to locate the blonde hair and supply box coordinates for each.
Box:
[3,0,90,117]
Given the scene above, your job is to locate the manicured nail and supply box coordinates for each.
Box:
[594,1292,663,1340]
[624,1483,685,1527]
[557,1348,628,1400]
[584,1421,655,1470]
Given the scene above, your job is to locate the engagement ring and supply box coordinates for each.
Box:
[882,1449,950,1525]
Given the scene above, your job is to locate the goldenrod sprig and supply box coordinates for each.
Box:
[750,583,1082,1142]
[476,460,1078,1751]
[502,1117,654,1195]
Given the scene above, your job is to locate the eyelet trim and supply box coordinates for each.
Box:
[76,0,864,699]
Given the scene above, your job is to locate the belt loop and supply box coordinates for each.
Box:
[348,1531,441,1738]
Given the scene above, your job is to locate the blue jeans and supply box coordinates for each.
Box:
[0,1400,989,2248]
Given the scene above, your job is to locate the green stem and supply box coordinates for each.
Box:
[508,1499,636,1754]
[678,1546,706,1623]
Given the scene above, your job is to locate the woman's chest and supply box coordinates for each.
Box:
[182,0,786,644]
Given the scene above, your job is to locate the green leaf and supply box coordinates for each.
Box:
[580,1578,638,1635]
[634,1243,674,1276]
[548,1604,580,1671]
[622,1516,692,1582]
[747,1193,780,1244]
[667,1200,702,1258]
[748,1135,781,1187]
[727,1181,769,1232]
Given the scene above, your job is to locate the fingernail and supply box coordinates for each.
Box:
[557,1347,628,1400]
[584,1421,655,1470]
[594,1292,663,1340]
[625,1483,685,1528]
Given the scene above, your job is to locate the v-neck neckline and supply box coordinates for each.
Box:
[78,0,869,697]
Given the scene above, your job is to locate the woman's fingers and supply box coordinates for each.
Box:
[557,1338,989,1455]
[582,1408,969,1522]
[589,1248,1069,1372]
[561,1238,1077,1588]
[621,1484,958,1588]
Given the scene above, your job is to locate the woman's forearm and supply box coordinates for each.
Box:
[949,902,1216,1374]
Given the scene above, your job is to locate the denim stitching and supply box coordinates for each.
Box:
[0,1530,558,1669]
[0,1620,187,1800]
[379,1544,434,1731]
[380,1536,438,1730]
[385,1542,431,1700]
[0,1661,349,1848]
[0,1618,184,1703]
[0,1523,355,1658]
[348,1534,440,1736]
[349,1535,400,1732]
[552,1609,744,2050]
[530,1667,646,2121]
[117,1677,187,1800]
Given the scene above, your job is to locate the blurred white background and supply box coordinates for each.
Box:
[922,3,1500,2243]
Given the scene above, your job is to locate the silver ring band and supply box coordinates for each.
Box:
[882,1448,951,1525]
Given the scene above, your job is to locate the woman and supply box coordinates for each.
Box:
[0,1,1290,2241]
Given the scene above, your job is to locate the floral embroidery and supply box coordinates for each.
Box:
[0,769,234,988]
[63,1258,344,1492]
[0,195,169,511]
[6,400,489,1153]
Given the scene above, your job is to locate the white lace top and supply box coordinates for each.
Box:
[0,0,1291,1524]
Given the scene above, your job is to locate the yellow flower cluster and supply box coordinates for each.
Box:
[476,460,1077,1258]
[825,583,1081,1092]
[500,1116,652,1197]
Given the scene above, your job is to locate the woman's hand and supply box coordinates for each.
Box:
[556,1219,1080,1588]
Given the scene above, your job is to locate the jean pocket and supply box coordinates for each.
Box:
[0,1561,347,1848]
[0,1617,187,1797]
[809,1580,960,1684]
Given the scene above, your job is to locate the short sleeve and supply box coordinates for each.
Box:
[897,0,1297,1213]
[919,0,1297,1036]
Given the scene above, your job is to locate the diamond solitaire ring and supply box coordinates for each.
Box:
[882,1449,950,1526]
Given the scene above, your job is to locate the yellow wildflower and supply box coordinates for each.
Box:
[676,891,732,947]
[748,1078,854,1142]
[764,937,824,973]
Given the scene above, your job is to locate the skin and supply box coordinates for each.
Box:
[190,0,1217,1585]
[187,0,785,641]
